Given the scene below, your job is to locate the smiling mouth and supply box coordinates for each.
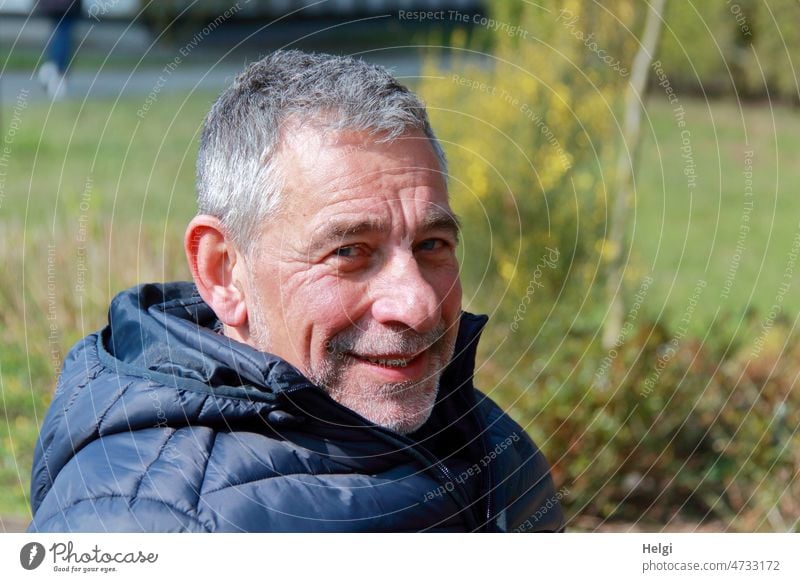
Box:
[349,352,423,368]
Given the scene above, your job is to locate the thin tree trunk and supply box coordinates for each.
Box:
[602,0,667,349]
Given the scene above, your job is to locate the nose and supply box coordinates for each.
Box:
[369,251,441,333]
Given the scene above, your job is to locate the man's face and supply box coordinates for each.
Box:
[244,126,463,434]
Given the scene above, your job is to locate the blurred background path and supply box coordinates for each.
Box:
[1,13,429,103]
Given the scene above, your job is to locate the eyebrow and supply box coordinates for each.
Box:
[308,209,461,255]
[420,210,461,243]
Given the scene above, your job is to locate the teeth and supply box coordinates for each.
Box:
[364,356,409,368]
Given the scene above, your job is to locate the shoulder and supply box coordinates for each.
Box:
[31,423,312,532]
[31,424,213,532]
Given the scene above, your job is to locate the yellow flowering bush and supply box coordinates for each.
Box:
[420,0,634,323]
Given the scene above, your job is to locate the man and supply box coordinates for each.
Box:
[29,50,563,532]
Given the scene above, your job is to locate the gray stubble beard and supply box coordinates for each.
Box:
[247,285,456,434]
[308,323,455,434]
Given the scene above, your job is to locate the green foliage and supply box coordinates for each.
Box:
[659,0,800,102]
[477,315,800,530]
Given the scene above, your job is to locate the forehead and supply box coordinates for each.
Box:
[276,126,450,219]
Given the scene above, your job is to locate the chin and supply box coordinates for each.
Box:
[336,380,439,435]
[376,406,434,435]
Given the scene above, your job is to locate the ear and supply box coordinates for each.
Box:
[184,215,249,327]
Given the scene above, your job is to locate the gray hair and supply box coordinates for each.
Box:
[196,50,448,253]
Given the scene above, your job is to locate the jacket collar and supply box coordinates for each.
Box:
[106,282,488,401]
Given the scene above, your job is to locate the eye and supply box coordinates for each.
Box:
[334,246,356,257]
[416,238,448,252]
[331,244,369,259]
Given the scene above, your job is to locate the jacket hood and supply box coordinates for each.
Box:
[31,282,488,514]
[104,281,316,396]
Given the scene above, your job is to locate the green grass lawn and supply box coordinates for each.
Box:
[0,91,797,521]
[634,96,800,335]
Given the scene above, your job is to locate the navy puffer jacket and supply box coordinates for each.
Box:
[29,282,563,532]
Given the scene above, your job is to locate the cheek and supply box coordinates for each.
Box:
[434,267,463,318]
[301,278,370,346]
[277,268,346,314]
[310,276,371,320]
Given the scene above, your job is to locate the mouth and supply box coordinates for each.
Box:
[337,349,433,382]
[351,352,423,369]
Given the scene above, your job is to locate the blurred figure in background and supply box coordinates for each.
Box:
[36,0,81,100]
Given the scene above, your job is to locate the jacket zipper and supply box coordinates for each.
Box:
[473,411,495,531]
[284,385,483,531]
[458,388,496,532]
[369,426,483,532]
